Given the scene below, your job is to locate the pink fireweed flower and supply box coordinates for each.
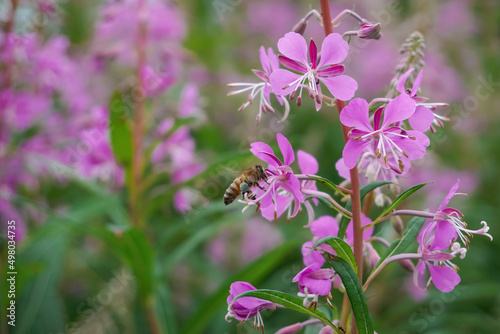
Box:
[228,46,289,123]
[429,180,492,250]
[270,32,358,110]
[414,225,466,293]
[226,281,276,329]
[397,68,449,132]
[240,133,304,219]
[260,149,318,224]
[340,94,430,173]
[293,263,335,308]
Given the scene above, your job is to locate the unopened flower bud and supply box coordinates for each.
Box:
[276,322,303,334]
[292,19,307,35]
[398,259,415,272]
[358,22,382,40]
[392,216,404,235]
[296,96,302,107]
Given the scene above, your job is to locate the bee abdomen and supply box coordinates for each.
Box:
[223,178,242,205]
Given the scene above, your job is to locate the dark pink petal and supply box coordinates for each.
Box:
[302,241,326,267]
[388,130,429,160]
[277,32,308,65]
[340,98,372,131]
[259,46,271,75]
[411,69,424,97]
[267,47,280,73]
[428,263,460,293]
[396,68,414,94]
[270,69,303,96]
[277,133,295,165]
[424,250,456,262]
[381,94,416,128]
[278,55,308,73]
[314,82,323,111]
[310,215,339,239]
[430,221,457,251]
[258,151,284,166]
[250,142,280,166]
[373,107,383,131]
[309,268,335,280]
[441,208,463,216]
[349,128,371,139]
[414,260,429,290]
[409,105,434,132]
[320,75,358,101]
[309,38,318,69]
[317,64,344,77]
[439,179,460,211]
[252,69,268,82]
[342,139,371,169]
[297,150,318,174]
[317,33,348,68]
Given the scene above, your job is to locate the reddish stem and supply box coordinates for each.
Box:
[320,0,364,332]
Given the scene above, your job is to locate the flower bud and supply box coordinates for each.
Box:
[358,22,382,40]
[292,19,307,35]
[392,216,404,235]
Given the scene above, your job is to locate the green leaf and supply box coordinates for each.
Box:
[179,241,297,334]
[323,255,374,334]
[372,182,431,224]
[338,181,392,238]
[371,216,426,273]
[312,236,358,275]
[109,91,133,167]
[233,290,342,334]
[306,174,348,196]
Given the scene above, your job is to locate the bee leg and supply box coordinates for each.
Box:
[256,183,266,191]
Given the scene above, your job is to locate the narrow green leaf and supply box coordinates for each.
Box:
[338,181,392,238]
[312,236,358,275]
[179,241,297,334]
[372,182,431,224]
[306,174,348,196]
[234,290,342,334]
[109,90,133,166]
[371,216,426,273]
[323,255,374,334]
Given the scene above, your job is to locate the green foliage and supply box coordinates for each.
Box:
[312,236,358,275]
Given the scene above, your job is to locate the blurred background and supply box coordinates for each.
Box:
[1,0,500,333]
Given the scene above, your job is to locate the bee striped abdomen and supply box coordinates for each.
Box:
[223,177,242,205]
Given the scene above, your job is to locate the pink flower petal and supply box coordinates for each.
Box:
[381,94,416,128]
[278,55,308,73]
[320,75,358,101]
[260,193,292,221]
[277,32,308,66]
[414,260,429,290]
[388,130,428,160]
[439,179,460,211]
[317,33,349,68]
[411,69,424,97]
[281,173,304,202]
[302,241,325,267]
[409,105,434,132]
[342,139,371,169]
[277,133,295,165]
[396,68,414,94]
[297,150,318,174]
[270,69,303,96]
[267,47,280,72]
[310,215,339,239]
[428,263,460,293]
[250,142,280,166]
[339,98,372,131]
[335,158,350,180]
[345,213,373,244]
[430,221,457,251]
[259,46,271,75]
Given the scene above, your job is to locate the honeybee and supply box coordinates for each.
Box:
[223,165,268,205]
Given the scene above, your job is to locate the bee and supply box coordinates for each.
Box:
[223,165,268,205]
